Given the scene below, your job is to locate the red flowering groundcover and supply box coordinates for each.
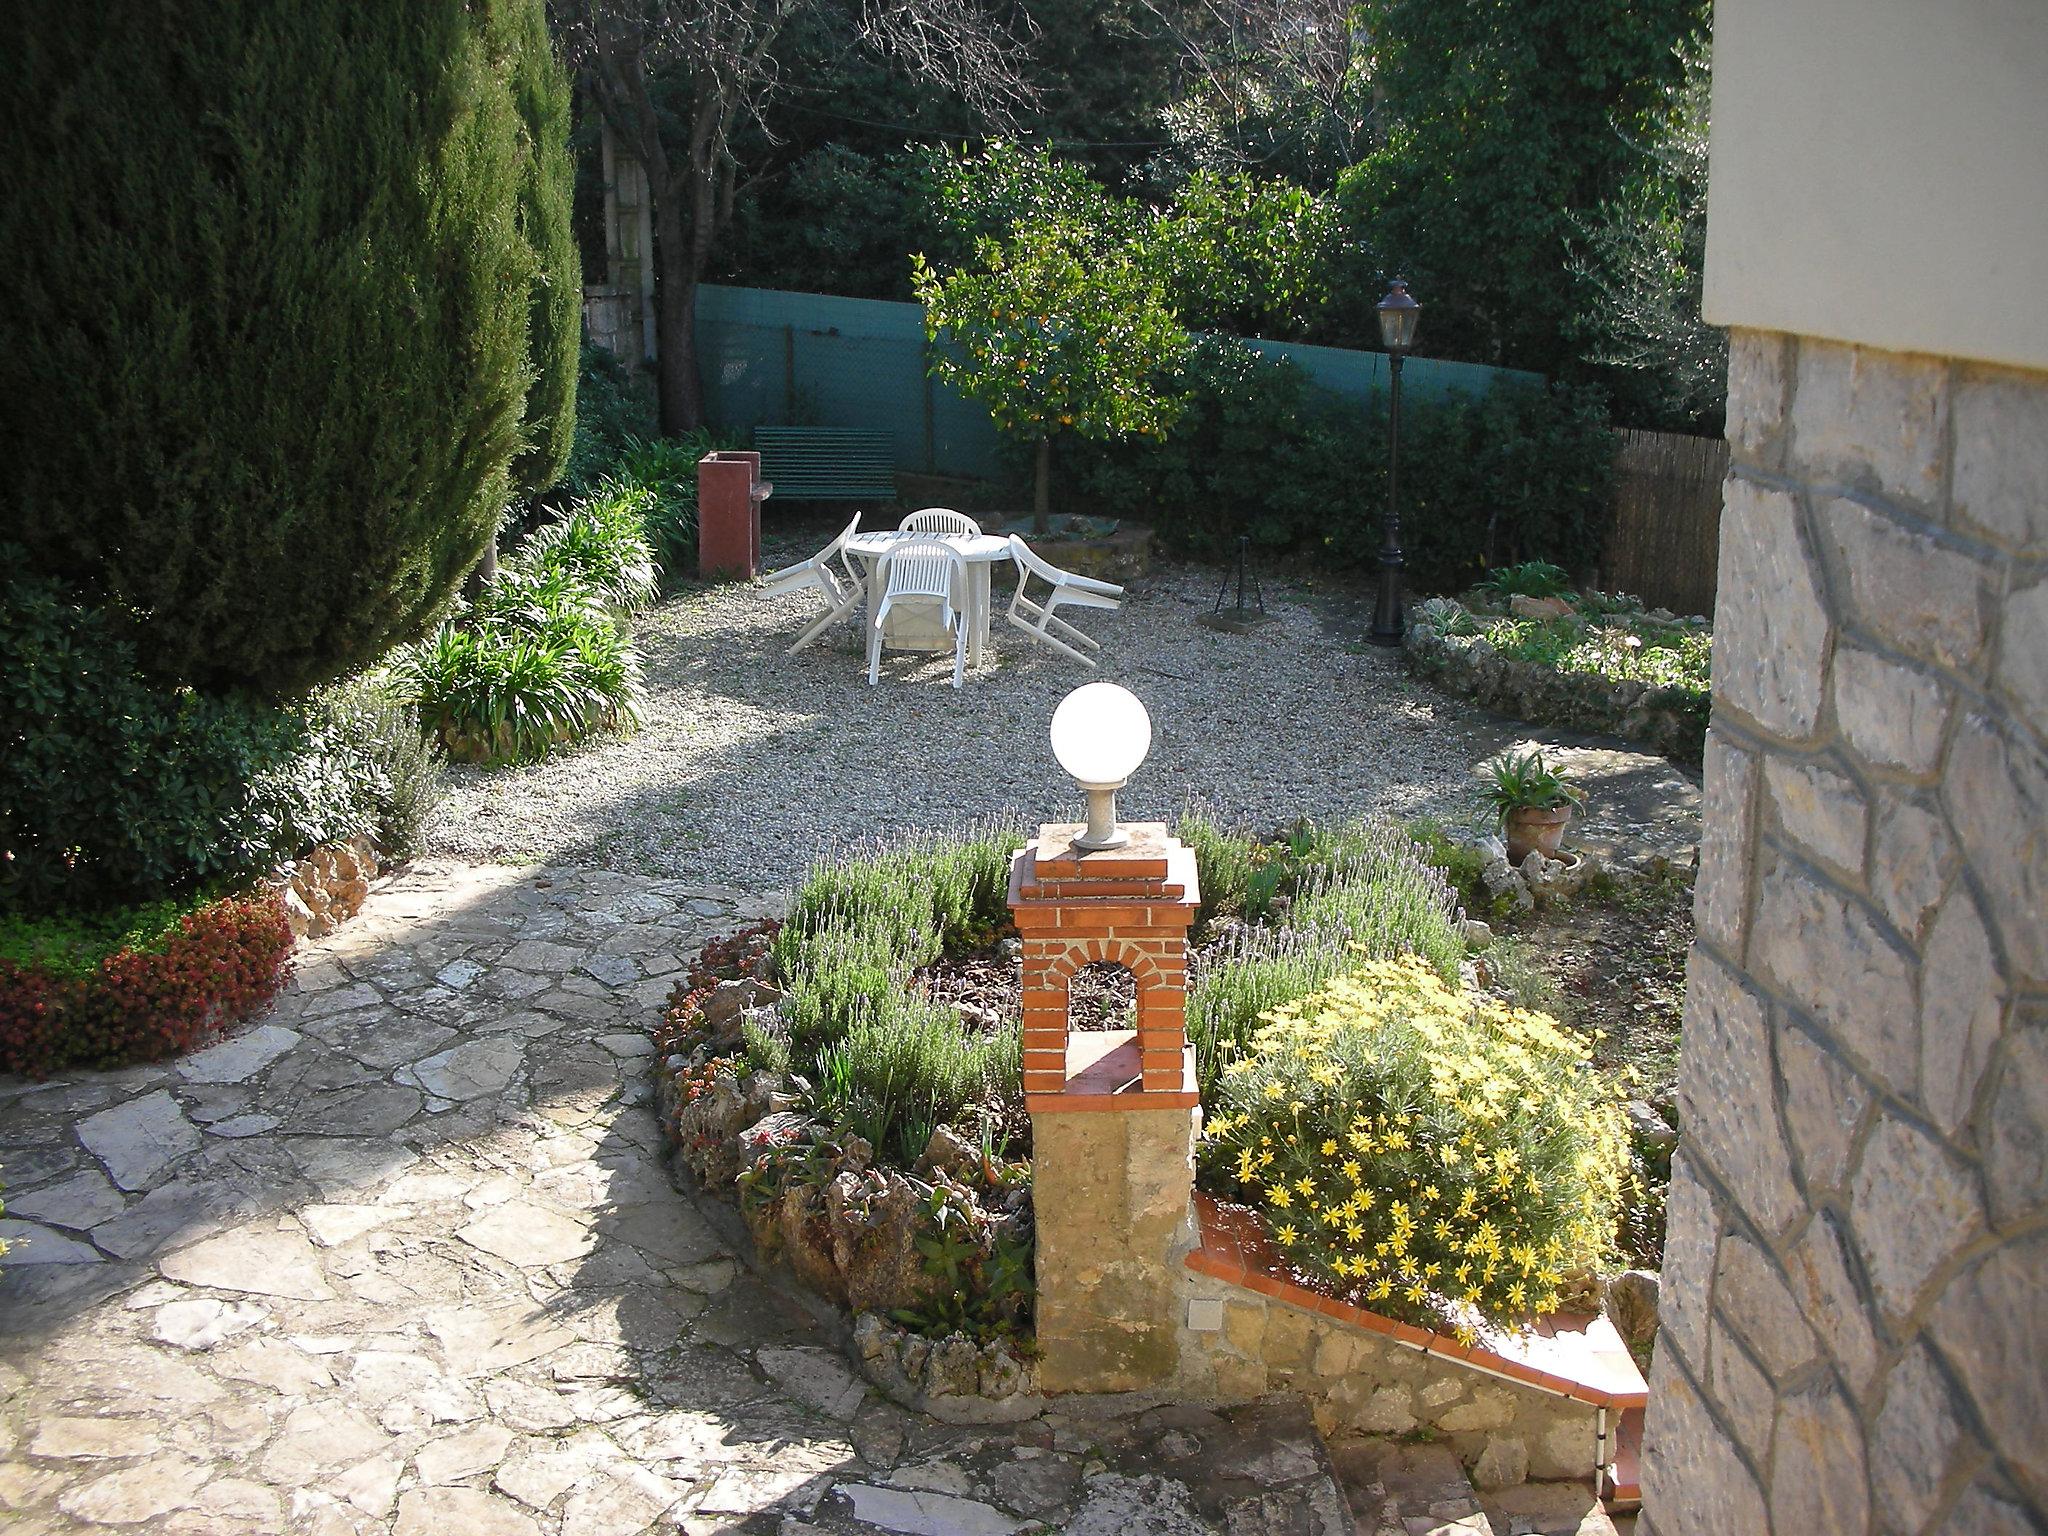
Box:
[0,893,295,1078]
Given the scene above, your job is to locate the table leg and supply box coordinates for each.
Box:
[969,565,992,668]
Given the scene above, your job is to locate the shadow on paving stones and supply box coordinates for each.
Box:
[0,863,1412,1536]
[0,859,893,1535]
[794,1398,1354,1536]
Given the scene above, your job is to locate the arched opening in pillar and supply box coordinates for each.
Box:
[1068,960,1138,1032]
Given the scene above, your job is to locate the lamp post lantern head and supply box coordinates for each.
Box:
[1049,682,1152,851]
[1376,278,1420,354]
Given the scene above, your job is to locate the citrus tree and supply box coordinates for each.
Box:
[912,147,1191,534]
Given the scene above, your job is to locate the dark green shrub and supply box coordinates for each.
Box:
[0,0,563,696]
[1,563,381,914]
[308,676,448,858]
[1476,561,1571,600]
[564,344,660,493]
[1053,339,1615,594]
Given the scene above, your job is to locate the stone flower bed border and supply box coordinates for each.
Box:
[648,925,1045,1423]
[1405,595,1709,762]
[648,820,1653,1499]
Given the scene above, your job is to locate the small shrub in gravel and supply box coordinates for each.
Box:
[519,484,662,613]
[396,499,655,765]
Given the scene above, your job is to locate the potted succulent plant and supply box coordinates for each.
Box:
[1480,748,1586,864]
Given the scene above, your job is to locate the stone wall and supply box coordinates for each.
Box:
[1405,599,1709,763]
[1640,334,2048,1534]
[1177,1270,1603,1489]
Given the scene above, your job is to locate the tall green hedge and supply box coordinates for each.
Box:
[0,0,565,697]
[1051,339,1616,594]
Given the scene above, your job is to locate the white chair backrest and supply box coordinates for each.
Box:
[820,512,861,565]
[1008,534,1064,584]
[883,538,961,602]
[899,507,980,536]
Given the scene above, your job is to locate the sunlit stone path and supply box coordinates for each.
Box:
[0,861,1353,1535]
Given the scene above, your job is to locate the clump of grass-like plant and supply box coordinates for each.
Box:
[520,482,662,612]
[769,823,1025,1163]
[1186,924,1353,1098]
[816,1000,1016,1166]
[394,479,657,766]
[1175,811,1465,1090]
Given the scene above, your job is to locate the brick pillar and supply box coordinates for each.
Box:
[1009,822,1200,1393]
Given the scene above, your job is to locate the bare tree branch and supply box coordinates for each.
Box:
[551,0,1036,429]
[1139,0,1369,171]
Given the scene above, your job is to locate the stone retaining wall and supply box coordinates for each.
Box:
[1405,605,1707,763]
[267,832,386,939]
[1642,333,2048,1533]
[1178,1270,1602,1488]
[1173,1197,1643,1491]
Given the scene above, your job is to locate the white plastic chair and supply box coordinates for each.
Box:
[1005,535,1125,666]
[898,507,981,536]
[870,538,971,688]
[757,514,865,654]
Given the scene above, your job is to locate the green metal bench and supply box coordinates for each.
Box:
[753,427,897,501]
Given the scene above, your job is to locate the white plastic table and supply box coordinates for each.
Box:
[844,531,1011,665]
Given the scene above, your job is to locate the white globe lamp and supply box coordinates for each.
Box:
[1049,683,1153,850]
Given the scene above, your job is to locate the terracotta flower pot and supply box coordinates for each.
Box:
[1503,804,1573,865]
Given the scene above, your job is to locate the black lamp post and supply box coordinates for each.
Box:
[1370,278,1420,646]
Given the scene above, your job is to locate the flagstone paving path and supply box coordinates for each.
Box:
[0,860,1356,1535]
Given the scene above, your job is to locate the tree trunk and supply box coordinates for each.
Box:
[654,192,704,433]
[1033,434,1052,537]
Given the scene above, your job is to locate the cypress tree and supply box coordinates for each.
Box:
[0,1,555,696]
[502,0,581,502]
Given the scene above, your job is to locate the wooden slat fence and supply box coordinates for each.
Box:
[1600,428,1730,618]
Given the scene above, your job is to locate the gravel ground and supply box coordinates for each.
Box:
[428,518,1622,890]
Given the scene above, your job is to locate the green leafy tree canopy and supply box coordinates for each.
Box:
[1337,0,1707,374]
[914,146,1190,531]
[913,144,1340,527]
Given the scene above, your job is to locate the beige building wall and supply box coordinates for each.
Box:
[1645,3,2048,1533]
[1702,0,2048,372]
